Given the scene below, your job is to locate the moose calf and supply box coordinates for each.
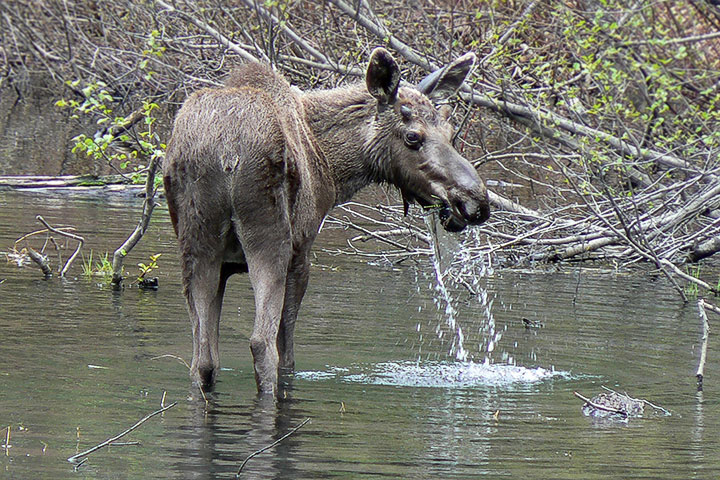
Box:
[164,48,490,395]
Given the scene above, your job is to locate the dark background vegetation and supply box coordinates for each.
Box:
[2,0,720,298]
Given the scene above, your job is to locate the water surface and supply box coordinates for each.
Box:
[0,188,717,479]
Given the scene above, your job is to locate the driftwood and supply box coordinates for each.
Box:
[688,237,720,263]
[0,175,133,189]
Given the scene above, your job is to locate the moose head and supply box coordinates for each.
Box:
[365,48,490,232]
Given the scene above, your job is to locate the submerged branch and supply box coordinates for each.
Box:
[67,401,177,465]
[25,246,51,277]
[696,299,711,390]
[573,391,628,418]
[36,215,84,277]
[151,354,209,406]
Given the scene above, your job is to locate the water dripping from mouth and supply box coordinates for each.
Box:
[424,213,501,364]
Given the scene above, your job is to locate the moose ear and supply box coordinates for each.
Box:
[417,52,476,101]
[366,48,400,105]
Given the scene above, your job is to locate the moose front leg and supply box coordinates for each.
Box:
[278,250,311,370]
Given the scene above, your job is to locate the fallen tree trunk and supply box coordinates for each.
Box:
[0,175,133,189]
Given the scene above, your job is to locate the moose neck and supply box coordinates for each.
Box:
[302,84,392,206]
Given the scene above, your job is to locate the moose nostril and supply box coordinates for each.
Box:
[454,195,490,225]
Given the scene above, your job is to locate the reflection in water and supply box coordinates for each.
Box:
[175,391,305,480]
[692,390,705,478]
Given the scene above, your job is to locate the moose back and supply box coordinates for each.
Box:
[163,48,490,395]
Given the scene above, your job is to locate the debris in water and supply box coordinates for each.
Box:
[138,277,159,290]
[522,317,544,329]
[575,387,670,421]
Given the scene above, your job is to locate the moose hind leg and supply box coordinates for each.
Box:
[278,250,310,370]
[184,258,227,389]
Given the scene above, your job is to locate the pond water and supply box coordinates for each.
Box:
[0,188,718,479]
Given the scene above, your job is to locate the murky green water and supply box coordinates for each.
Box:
[0,188,718,479]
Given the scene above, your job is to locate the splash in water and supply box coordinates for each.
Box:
[297,360,567,388]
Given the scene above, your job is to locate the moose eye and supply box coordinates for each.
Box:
[404,131,423,149]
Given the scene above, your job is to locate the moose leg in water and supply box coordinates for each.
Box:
[230,146,296,394]
[164,167,236,387]
[245,243,290,394]
[186,258,227,387]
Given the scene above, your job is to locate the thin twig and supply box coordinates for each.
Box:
[14,226,77,247]
[621,30,720,46]
[660,259,717,295]
[155,0,258,63]
[236,418,311,476]
[151,354,190,369]
[67,401,177,464]
[3,426,9,456]
[151,354,208,406]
